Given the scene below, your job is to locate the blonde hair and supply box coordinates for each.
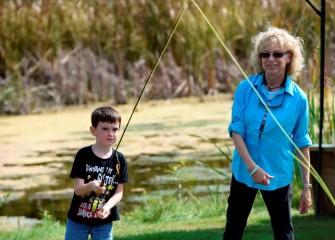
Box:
[250,26,305,77]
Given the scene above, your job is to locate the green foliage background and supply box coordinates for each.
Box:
[0,0,334,116]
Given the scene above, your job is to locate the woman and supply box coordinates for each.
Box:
[223,26,312,240]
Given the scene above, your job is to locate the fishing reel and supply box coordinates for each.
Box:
[90,184,114,212]
[91,196,100,212]
[90,181,105,212]
[90,164,119,213]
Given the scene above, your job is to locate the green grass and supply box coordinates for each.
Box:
[0,216,64,240]
[114,213,335,240]
[1,210,334,240]
[1,196,335,240]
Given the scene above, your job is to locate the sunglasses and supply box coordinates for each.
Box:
[259,51,288,59]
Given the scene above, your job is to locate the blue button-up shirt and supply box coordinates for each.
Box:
[228,73,312,190]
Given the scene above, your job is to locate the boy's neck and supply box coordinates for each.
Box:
[91,144,113,159]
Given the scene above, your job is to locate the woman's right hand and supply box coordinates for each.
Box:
[252,167,274,185]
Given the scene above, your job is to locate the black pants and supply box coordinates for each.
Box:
[223,175,294,240]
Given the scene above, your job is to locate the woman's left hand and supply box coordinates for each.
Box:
[298,188,312,214]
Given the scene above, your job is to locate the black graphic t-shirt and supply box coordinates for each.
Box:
[67,145,128,226]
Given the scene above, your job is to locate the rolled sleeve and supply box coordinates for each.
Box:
[292,93,312,148]
[228,81,249,138]
[228,120,245,138]
[293,133,312,148]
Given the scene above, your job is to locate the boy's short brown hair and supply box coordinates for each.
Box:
[91,106,121,128]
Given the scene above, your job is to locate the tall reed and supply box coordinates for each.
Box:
[0,0,334,114]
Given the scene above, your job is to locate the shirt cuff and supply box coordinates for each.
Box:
[228,122,245,138]
[293,134,313,148]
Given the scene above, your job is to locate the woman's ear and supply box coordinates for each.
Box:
[286,52,292,64]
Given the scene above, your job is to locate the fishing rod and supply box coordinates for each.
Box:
[191,0,334,210]
[90,0,333,215]
[90,2,188,213]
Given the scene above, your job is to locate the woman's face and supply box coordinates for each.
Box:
[261,41,291,78]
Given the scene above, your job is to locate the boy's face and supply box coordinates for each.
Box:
[90,121,120,147]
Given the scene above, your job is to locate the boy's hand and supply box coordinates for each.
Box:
[91,180,105,195]
[96,206,110,219]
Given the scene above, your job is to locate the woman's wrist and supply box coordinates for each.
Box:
[303,183,312,189]
[250,165,260,176]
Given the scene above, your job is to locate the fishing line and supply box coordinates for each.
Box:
[190,0,334,205]
[93,2,188,211]
[111,3,187,156]
[294,3,307,35]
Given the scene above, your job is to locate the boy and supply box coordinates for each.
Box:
[65,106,128,240]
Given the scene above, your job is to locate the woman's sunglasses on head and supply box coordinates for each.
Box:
[259,51,288,59]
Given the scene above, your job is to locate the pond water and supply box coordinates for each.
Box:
[0,148,232,224]
[0,94,234,224]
